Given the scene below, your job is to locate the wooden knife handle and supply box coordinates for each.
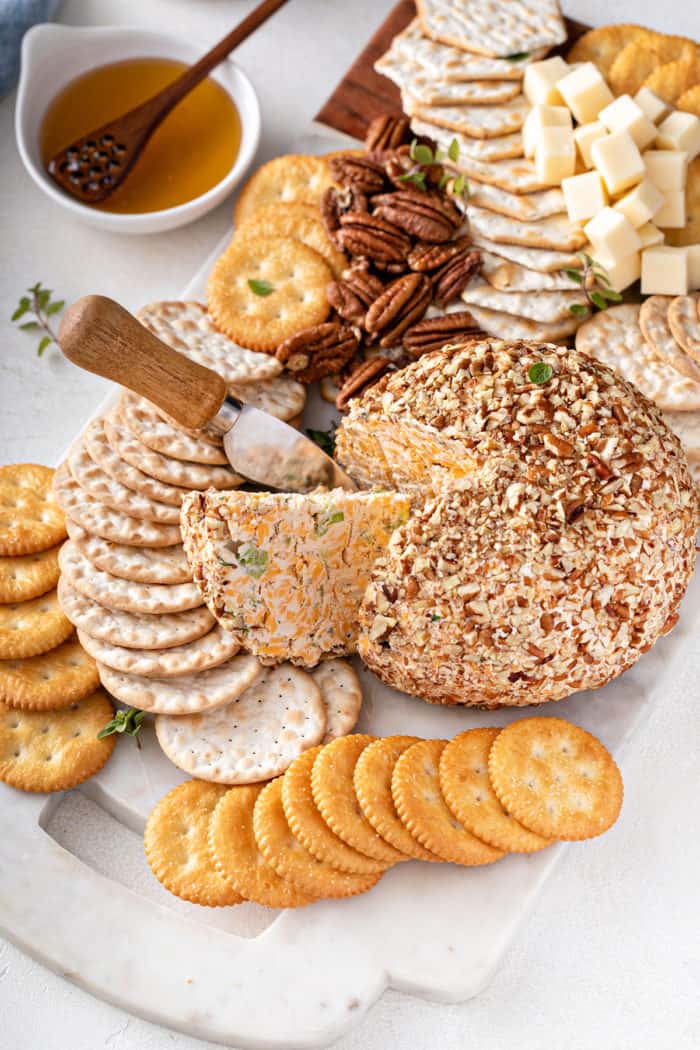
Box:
[57,295,227,429]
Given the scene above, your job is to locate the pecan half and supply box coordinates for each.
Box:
[432,249,482,306]
[326,264,384,326]
[320,185,368,238]
[364,272,432,347]
[364,114,411,152]
[275,321,360,383]
[408,235,472,273]
[335,356,390,410]
[371,188,462,243]
[329,154,385,194]
[335,211,411,265]
[402,311,481,359]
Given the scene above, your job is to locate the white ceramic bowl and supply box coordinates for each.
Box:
[15,24,260,234]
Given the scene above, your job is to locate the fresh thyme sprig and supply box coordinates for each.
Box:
[98,707,145,748]
[396,138,469,200]
[11,282,65,356]
[565,253,623,316]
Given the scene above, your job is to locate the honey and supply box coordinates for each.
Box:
[40,58,241,214]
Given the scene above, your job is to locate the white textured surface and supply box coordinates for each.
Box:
[0,1,699,1048]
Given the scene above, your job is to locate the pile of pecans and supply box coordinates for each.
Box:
[275,114,483,409]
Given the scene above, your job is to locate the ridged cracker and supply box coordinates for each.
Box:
[668,293,700,365]
[439,729,552,853]
[567,24,647,77]
[234,154,334,226]
[462,278,588,323]
[468,205,588,252]
[393,18,546,80]
[639,296,700,382]
[234,201,347,279]
[0,544,61,604]
[0,635,99,712]
[57,576,214,650]
[376,50,520,105]
[144,780,242,907]
[609,33,697,96]
[468,180,565,221]
[416,0,566,57]
[84,417,189,508]
[118,393,228,466]
[480,251,582,291]
[488,717,624,841]
[0,464,66,556]
[228,372,306,422]
[0,587,73,660]
[644,55,700,106]
[410,117,524,162]
[209,784,314,907]
[77,623,240,678]
[66,521,191,585]
[466,304,582,342]
[310,659,362,743]
[662,411,700,461]
[0,689,115,793]
[403,90,529,139]
[471,234,584,272]
[98,652,261,715]
[68,437,180,524]
[155,664,326,784]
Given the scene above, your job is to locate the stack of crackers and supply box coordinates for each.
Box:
[145,718,623,908]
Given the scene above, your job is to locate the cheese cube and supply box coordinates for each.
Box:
[522,104,572,159]
[655,111,700,161]
[534,126,576,185]
[574,121,607,169]
[654,190,686,228]
[642,150,689,191]
[641,246,688,295]
[591,131,645,195]
[598,94,657,150]
[584,207,642,258]
[613,179,665,227]
[557,62,614,123]
[523,56,570,106]
[687,245,700,291]
[638,223,664,249]
[595,249,641,292]
[562,171,607,223]
[633,87,670,125]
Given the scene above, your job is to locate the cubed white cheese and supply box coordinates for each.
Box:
[595,249,641,292]
[584,206,642,258]
[687,245,700,291]
[574,121,607,169]
[523,56,570,106]
[655,111,700,161]
[562,171,608,224]
[591,131,645,195]
[522,104,572,159]
[613,179,665,227]
[557,62,614,124]
[598,94,657,150]
[654,189,686,228]
[641,246,688,295]
[637,222,664,249]
[534,126,576,185]
[642,150,689,191]
[633,87,670,125]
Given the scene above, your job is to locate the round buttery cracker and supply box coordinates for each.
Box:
[311,735,405,864]
[0,587,73,660]
[67,439,180,524]
[97,652,261,715]
[281,746,386,875]
[235,202,347,278]
[567,23,647,77]
[209,784,314,907]
[118,394,228,466]
[234,154,334,226]
[155,663,326,784]
[66,522,191,586]
[0,543,61,604]
[439,729,553,853]
[0,464,66,556]
[639,295,700,382]
[77,624,239,678]
[0,689,115,792]
[84,418,189,508]
[678,84,700,117]
[668,293,700,365]
[310,659,363,743]
[353,736,441,862]
[253,777,381,900]
[392,739,505,866]
[0,636,99,712]
[207,235,331,353]
[488,717,624,841]
[144,780,242,907]
[608,33,696,95]
[644,54,700,106]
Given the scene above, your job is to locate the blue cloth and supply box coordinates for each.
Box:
[0,0,60,95]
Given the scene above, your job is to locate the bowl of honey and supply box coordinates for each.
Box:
[15,23,260,234]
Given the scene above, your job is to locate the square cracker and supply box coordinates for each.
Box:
[416,0,566,58]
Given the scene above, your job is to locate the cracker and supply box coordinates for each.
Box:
[468,205,588,252]
[668,293,700,365]
[576,303,700,412]
[410,117,524,162]
[77,623,240,678]
[234,202,347,279]
[234,154,334,226]
[609,34,698,95]
[488,717,624,841]
[98,652,261,715]
[310,659,362,742]
[567,23,648,77]
[281,746,386,874]
[453,155,549,194]
[663,411,700,461]
[144,780,242,907]
[439,729,553,853]
[0,689,115,792]
[666,157,700,247]
[468,180,565,221]
[376,50,520,105]
[416,0,566,57]
[353,736,441,862]
[102,416,242,491]
[644,54,700,106]
[480,251,582,292]
[66,521,191,585]
[403,91,529,139]
[678,84,700,117]
[639,295,700,381]
[117,393,228,466]
[0,544,61,604]
[465,304,582,342]
[84,417,189,508]
[53,462,181,548]
[471,235,583,272]
[57,576,214,650]
[393,18,546,81]
[462,278,588,323]
[207,235,331,353]
[155,663,326,784]
[253,777,381,900]
[59,542,202,616]
[0,587,73,660]
[68,437,181,524]
[0,464,66,556]
[310,734,405,864]
[209,784,314,907]
[228,373,306,422]
[392,738,505,866]
[0,636,99,712]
